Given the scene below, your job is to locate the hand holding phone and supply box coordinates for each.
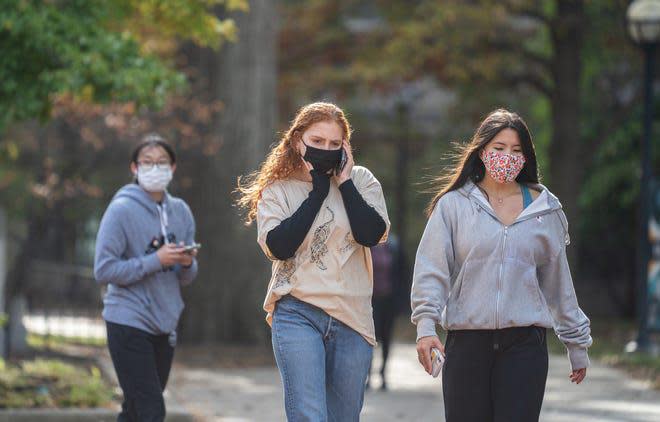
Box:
[431,347,445,378]
[334,142,354,184]
[182,243,202,254]
[335,147,347,175]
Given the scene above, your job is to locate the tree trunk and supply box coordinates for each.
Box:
[0,207,6,358]
[549,0,584,270]
[179,0,278,343]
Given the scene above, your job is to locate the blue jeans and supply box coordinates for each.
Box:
[272,295,373,422]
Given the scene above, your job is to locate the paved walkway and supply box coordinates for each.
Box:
[166,342,660,422]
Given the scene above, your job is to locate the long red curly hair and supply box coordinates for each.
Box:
[236,102,352,225]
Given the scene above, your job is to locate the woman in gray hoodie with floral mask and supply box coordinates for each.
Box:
[94,134,198,422]
[411,109,591,422]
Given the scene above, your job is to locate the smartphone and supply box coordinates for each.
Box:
[335,147,347,175]
[431,347,445,378]
[182,243,202,254]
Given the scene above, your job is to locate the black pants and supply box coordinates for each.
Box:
[106,321,174,422]
[442,326,548,422]
[372,295,395,380]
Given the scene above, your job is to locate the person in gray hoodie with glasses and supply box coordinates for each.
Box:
[94,134,198,422]
[411,109,591,422]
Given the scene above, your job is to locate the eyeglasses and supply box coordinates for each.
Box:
[138,160,171,171]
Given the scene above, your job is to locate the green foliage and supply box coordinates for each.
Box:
[27,333,107,349]
[117,0,247,48]
[0,0,247,132]
[0,359,114,408]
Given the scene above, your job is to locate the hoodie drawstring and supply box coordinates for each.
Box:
[156,203,169,244]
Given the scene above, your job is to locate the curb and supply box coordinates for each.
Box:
[0,408,194,422]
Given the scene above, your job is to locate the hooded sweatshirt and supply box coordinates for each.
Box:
[94,184,198,336]
[411,181,592,371]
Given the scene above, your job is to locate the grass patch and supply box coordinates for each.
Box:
[27,333,106,349]
[0,358,114,408]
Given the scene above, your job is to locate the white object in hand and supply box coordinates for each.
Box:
[431,347,445,378]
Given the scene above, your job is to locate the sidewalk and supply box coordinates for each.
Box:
[166,342,660,422]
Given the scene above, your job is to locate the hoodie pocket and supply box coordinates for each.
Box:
[446,260,496,327]
[498,260,547,326]
[449,266,466,304]
[134,280,152,308]
[455,260,485,307]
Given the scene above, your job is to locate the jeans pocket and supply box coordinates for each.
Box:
[445,331,455,353]
[532,326,546,345]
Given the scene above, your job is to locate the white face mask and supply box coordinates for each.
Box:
[137,165,173,192]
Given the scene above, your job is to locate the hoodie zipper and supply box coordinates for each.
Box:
[496,226,508,330]
[466,184,559,330]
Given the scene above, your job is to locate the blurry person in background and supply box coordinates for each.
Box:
[367,234,403,391]
[94,134,199,422]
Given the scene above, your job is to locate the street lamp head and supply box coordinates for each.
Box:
[628,0,660,45]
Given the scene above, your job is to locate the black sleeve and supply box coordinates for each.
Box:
[265,170,330,260]
[338,179,387,247]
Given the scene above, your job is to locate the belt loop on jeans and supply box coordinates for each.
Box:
[493,330,500,351]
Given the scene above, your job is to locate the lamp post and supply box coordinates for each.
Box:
[627,0,660,352]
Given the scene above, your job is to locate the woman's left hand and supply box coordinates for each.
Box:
[334,140,354,185]
[569,368,587,384]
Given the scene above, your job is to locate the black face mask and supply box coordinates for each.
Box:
[302,143,341,174]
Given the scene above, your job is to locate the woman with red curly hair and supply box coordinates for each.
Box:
[238,102,390,421]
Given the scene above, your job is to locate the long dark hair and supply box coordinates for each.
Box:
[426,109,539,215]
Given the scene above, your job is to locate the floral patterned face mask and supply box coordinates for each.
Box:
[480,150,526,184]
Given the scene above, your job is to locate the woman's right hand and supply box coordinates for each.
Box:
[416,335,445,375]
[156,243,185,267]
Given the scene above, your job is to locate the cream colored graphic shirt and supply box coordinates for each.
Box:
[256,166,390,345]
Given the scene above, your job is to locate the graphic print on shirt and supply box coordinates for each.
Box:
[273,257,297,289]
[339,232,357,254]
[309,206,335,270]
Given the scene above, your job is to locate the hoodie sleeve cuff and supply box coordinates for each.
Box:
[415,318,438,342]
[567,346,590,371]
[141,253,163,275]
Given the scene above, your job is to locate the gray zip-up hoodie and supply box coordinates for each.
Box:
[94,184,198,337]
[411,181,592,370]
